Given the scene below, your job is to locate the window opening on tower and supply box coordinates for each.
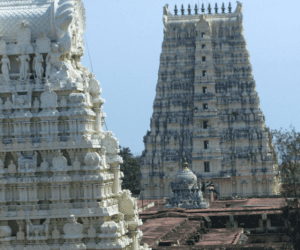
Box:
[204,162,210,172]
[204,140,209,149]
[203,121,208,129]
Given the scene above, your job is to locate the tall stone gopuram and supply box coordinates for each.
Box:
[141,2,278,199]
[0,1,149,250]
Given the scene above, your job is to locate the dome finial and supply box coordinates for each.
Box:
[183,158,189,170]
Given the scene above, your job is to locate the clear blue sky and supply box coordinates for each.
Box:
[81,0,300,156]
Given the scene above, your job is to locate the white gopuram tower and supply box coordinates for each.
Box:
[140,3,279,199]
[0,1,149,250]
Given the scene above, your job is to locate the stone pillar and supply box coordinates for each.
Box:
[0,185,5,203]
[94,108,102,132]
[128,221,139,250]
[50,185,60,202]
[112,165,120,194]
[227,215,238,228]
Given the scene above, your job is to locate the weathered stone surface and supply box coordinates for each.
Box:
[141,3,278,199]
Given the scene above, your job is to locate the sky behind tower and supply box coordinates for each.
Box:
[81,0,300,156]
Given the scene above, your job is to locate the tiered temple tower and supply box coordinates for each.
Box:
[0,1,149,250]
[141,2,278,199]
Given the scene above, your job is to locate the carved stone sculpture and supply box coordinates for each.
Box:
[52,150,68,171]
[63,215,83,239]
[84,152,102,167]
[73,156,81,170]
[16,48,30,81]
[33,49,44,80]
[7,161,16,174]
[1,54,10,83]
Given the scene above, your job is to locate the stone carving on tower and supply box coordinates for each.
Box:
[0,1,149,250]
[141,2,278,199]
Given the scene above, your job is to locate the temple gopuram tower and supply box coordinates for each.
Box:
[140,2,278,199]
[0,1,149,250]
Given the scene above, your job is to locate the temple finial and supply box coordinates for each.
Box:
[174,5,178,15]
[183,158,189,170]
[215,3,218,14]
[208,3,212,14]
[201,3,205,13]
[228,2,232,13]
[222,2,225,13]
[194,4,198,15]
[188,4,191,15]
[181,4,185,15]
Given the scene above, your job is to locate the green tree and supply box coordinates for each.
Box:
[272,126,300,249]
[119,146,141,194]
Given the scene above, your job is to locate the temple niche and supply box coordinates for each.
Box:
[0,1,149,250]
[140,3,279,199]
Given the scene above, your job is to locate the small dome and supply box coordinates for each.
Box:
[174,160,197,185]
[175,168,197,184]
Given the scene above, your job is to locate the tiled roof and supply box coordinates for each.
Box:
[139,197,287,216]
[195,228,243,246]
[139,217,188,247]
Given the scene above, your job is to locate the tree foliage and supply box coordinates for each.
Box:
[119,146,141,194]
[272,126,300,249]
[272,126,300,197]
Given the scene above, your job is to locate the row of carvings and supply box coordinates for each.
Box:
[0,149,120,175]
[162,37,245,49]
[0,95,95,111]
[159,55,250,64]
[156,80,257,89]
[0,78,98,95]
[0,216,137,248]
[0,204,119,219]
[0,119,96,136]
[0,89,101,112]
[0,130,119,152]
[0,181,115,201]
[0,137,101,152]
[0,19,86,83]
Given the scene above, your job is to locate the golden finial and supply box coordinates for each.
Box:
[183,158,189,170]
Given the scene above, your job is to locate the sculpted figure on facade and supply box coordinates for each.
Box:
[45,43,63,80]
[4,97,13,109]
[7,161,16,174]
[33,97,40,111]
[52,150,68,171]
[33,49,44,80]
[17,151,37,173]
[17,48,31,81]
[63,215,83,239]
[1,54,10,83]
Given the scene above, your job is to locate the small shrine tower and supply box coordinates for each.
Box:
[165,159,209,209]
